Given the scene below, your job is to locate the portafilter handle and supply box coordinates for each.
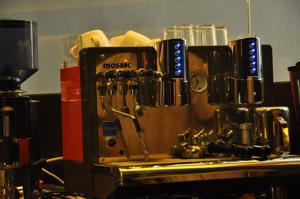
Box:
[208,141,271,159]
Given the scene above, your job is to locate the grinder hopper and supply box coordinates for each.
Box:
[0,19,38,90]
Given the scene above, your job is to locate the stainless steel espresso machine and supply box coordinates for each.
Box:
[0,19,40,198]
[62,39,195,197]
[61,33,292,198]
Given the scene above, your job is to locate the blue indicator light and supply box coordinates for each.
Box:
[175,70,182,76]
[250,55,256,61]
[175,50,181,56]
[249,42,256,48]
[175,63,181,69]
[250,68,257,74]
[175,57,181,63]
[250,62,256,68]
[249,49,256,55]
[174,43,181,50]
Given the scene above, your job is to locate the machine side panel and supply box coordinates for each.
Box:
[60,67,83,162]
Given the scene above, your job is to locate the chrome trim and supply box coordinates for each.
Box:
[94,156,300,186]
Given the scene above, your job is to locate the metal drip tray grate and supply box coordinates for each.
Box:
[99,154,238,167]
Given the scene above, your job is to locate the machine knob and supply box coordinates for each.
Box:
[105,137,117,147]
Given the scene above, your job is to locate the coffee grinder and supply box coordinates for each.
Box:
[0,19,39,198]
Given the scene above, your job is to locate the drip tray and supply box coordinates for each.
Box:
[99,154,238,167]
[92,155,300,198]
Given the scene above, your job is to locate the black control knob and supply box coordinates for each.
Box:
[105,137,117,147]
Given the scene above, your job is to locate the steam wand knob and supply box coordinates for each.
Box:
[129,82,143,117]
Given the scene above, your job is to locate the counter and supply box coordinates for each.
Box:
[90,155,300,198]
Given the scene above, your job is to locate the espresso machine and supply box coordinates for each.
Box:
[0,20,40,198]
[61,31,296,198]
[62,38,194,197]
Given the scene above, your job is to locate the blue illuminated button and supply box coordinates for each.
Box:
[174,43,181,50]
[250,62,256,68]
[250,67,257,75]
[249,49,256,55]
[250,55,256,62]
[175,57,181,63]
[249,42,256,49]
[175,50,181,56]
[175,63,181,69]
[175,70,182,76]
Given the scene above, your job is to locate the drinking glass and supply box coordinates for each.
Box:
[164,26,185,40]
[61,35,78,68]
[216,26,228,45]
[174,24,195,46]
[194,24,216,46]
[164,27,175,39]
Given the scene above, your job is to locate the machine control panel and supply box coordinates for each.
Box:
[231,37,262,78]
[247,38,259,76]
[156,39,186,79]
[170,39,185,78]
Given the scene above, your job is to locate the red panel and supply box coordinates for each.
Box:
[60,66,83,162]
[18,138,30,166]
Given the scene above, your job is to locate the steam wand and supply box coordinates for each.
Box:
[107,81,150,161]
